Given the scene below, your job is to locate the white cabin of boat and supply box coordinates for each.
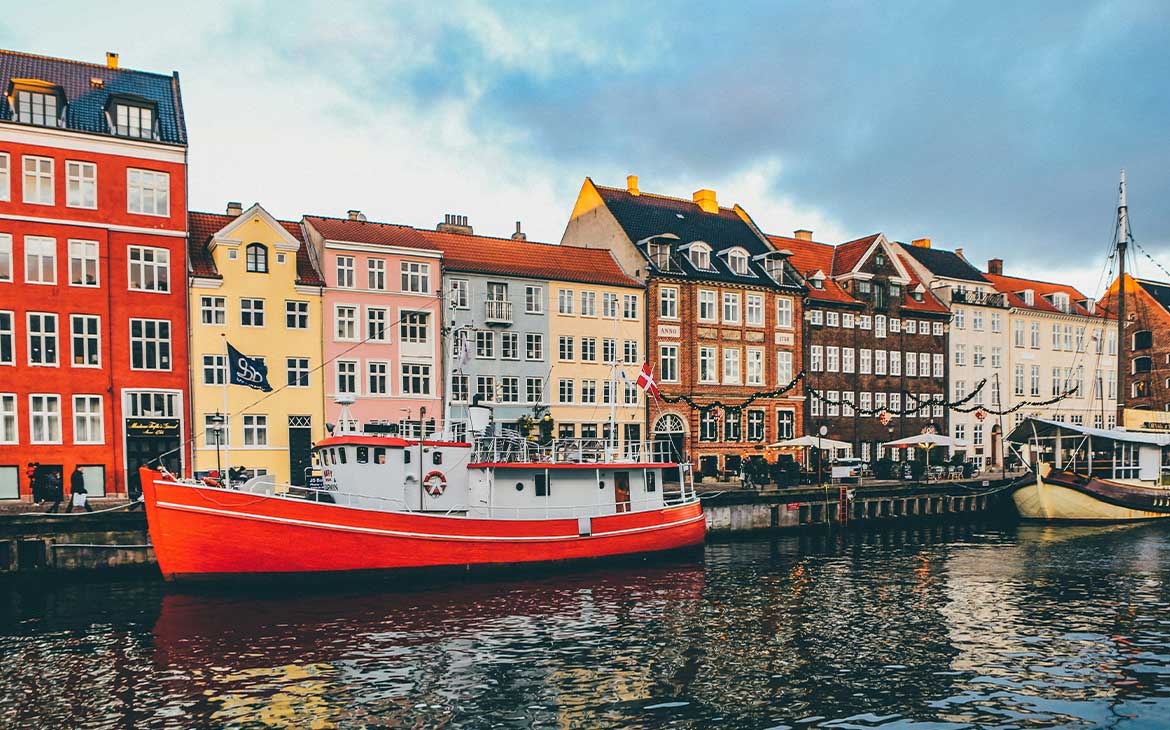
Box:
[1008,417,1170,485]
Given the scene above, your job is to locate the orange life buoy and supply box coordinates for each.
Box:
[423,470,447,496]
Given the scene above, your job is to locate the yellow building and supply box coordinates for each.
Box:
[187,203,326,484]
[548,279,647,455]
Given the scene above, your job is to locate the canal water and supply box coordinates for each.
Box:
[4,521,1170,729]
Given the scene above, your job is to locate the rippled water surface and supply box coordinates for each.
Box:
[5,521,1170,728]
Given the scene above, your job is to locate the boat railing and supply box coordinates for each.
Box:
[469,492,701,520]
[472,437,676,464]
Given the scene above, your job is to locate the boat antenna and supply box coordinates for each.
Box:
[1116,169,1128,426]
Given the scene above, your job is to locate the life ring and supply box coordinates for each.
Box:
[423,470,447,496]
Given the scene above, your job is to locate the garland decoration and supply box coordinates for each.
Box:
[659,371,805,416]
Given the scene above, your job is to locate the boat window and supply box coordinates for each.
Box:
[404,449,411,464]
[374,447,387,465]
[432,451,443,465]
[327,449,335,465]
[647,471,657,492]
[598,480,606,490]
[515,482,524,492]
[338,448,347,464]
[357,446,369,464]
[535,473,549,497]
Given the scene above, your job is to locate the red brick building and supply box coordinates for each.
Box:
[561,177,805,477]
[1101,273,1170,414]
[0,50,188,499]
[780,232,950,462]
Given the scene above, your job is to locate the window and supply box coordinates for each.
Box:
[776,350,793,384]
[0,311,11,365]
[70,314,100,367]
[402,311,431,344]
[1031,322,1041,349]
[874,350,887,375]
[525,285,543,314]
[624,382,639,405]
[0,394,15,444]
[73,395,104,444]
[581,380,597,404]
[660,344,679,382]
[202,354,225,385]
[25,236,56,284]
[826,346,839,373]
[973,345,985,367]
[68,240,99,286]
[776,297,793,328]
[366,258,385,290]
[336,361,357,394]
[285,300,308,329]
[725,411,743,441]
[526,378,544,404]
[874,315,886,339]
[776,410,795,440]
[0,154,7,202]
[722,292,740,324]
[623,340,638,365]
[746,294,764,326]
[727,249,749,276]
[27,312,58,366]
[747,348,764,385]
[827,311,840,327]
[699,410,718,441]
[580,337,597,362]
[499,377,519,403]
[243,415,268,446]
[1014,321,1024,347]
[842,348,855,374]
[954,343,966,367]
[0,233,10,281]
[127,169,169,216]
[906,320,917,334]
[501,332,519,360]
[29,394,61,444]
[990,347,1002,369]
[472,330,493,359]
[197,296,225,326]
[245,243,268,273]
[623,294,638,320]
[367,307,388,342]
[580,291,597,317]
[367,362,389,395]
[65,161,97,208]
[906,352,917,377]
[526,333,544,361]
[23,156,54,205]
[919,353,930,377]
[723,348,741,384]
[859,348,872,374]
[558,289,575,315]
[889,351,901,376]
[130,319,171,370]
[287,357,310,387]
[972,310,984,331]
[1031,365,1041,396]
[990,312,1002,333]
[933,322,944,336]
[401,364,431,395]
[889,317,901,333]
[558,335,575,361]
[241,298,266,328]
[400,261,431,293]
[113,102,155,138]
[810,345,823,372]
[558,378,575,404]
[826,390,840,417]
[698,290,717,321]
[451,375,469,402]
[128,246,170,292]
[603,338,617,365]
[699,347,717,383]
[450,279,469,309]
[336,256,355,288]
[933,353,944,378]
[689,244,711,270]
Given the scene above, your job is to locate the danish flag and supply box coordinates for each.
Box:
[636,362,662,401]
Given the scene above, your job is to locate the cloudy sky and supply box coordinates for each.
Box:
[3,0,1167,297]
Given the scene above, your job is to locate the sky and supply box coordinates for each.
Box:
[3,0,1167,298]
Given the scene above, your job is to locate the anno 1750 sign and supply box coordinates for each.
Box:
[1123,408,1170,432]
[126,418,181,438]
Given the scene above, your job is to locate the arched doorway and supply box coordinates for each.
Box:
[653,413,687,465]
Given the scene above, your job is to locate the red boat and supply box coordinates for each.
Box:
[140,429,705,582]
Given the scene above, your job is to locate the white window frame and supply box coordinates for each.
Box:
[746,294,764,327]
[0,233,10,282]
[723,348,742,384]
[336,256,355,288]
[776,350,793,384]
[27,311,59,366]
[722,292,741,324]
[240,298,266,328]
[659,286,679,320]
[24,236,56,285]
[698,289,717,322]
[201,296,226,326]
[68,239,100,287]
[776,297,793,329]
[334,305,357,341]
[0,311,12,366]
[336,360,358,395]
[126,168,170,216]
[70,314,101,368]
[128,246,170,293]
[65,160,97,209]
[285,300,309,329]
[366,306,389,342]
[366,360,390,395]
[29,393,62,444]
[286,357,311,388]
[401,363,432,395]
[659,344,679,383]
[72,394,104,444]
[243,414,269,446]
[400,261,431,293]
[129,318,172,371]
[0,393,16,444]
[450,279,470,309]
[0,153,9,202]
[746,347,764,385]
[23,155,54,205]
[525,285,544,314]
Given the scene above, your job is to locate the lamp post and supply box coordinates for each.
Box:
[817,425,828,487]
[208,411,226,477]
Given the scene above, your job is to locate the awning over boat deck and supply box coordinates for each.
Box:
[1007,417,1170,447]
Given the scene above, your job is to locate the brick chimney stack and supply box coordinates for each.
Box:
[226,201,243,216]
[794,229,813,241]
[437,214,473,235]
[988,258,1003,275]
[512,221,526,241]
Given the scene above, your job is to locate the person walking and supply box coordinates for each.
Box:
[45,470,64,513]
[27,462,42,503]
[66,466,93,513]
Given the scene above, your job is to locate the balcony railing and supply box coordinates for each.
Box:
[951,289,1008,307]
[484,299,513,325]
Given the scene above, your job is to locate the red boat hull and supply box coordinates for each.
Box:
[140,469,707,581]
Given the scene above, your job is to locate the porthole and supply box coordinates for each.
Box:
[599,481,606,490]
[515,482,524,492]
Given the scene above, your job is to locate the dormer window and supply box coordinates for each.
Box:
[1050,292,1070,313]
[809,272,826,290]
[114,102,155,139]
[14,87,63,127]
[875,253,886,267]
[688,243,712,271]
[890,284,902,298]
[727,248,750,275]
[648,242,672,271]
[910,287,925,302]
[245,243,268,273]
[1021,290,1035,306]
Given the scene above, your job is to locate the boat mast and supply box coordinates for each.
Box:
[1116,170,1128,426]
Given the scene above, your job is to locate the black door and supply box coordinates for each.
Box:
[125,430,181,498]
[289,426,313,486]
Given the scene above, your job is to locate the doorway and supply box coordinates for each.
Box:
[615,470,631,513]
[289,416,313,486]
[125,424,181,498]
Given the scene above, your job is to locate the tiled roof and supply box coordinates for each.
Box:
[831,234,880,275]
[594,182,791,286]
[187,211,324,287]
[0,49,186,145]
[302,216,442,252]
[416,229,642,288]
[985,272,1106,318]
[768,234,858,305]
[1134,278,1170,314]
[899,244,988,283]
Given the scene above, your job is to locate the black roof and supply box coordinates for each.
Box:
[596,183,799,288]
[899,244,988,283]
[1137,279,1170,312]
[0,49,186,145]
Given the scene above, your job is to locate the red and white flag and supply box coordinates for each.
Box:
[636,362,661,401]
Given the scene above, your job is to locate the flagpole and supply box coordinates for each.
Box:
[222,333,231,488]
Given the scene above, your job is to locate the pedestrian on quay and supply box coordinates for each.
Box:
[66,466,93,513]
[45,470,64,513]
[26,462,42,503]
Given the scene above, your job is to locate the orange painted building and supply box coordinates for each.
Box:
[0,50,189,499]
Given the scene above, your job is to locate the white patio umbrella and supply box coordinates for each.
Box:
[768,435,854,452]
[880,433,968,450]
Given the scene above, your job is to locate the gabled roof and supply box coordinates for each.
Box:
[187,211,324,287]
[0,49,186,145]
[831,234,881,275]
[768,234,858,305]
[1133,278,1170,315]
[416,229,642,288]
[899,244,988,283]
[983,271,1106,318]
[302,216,442,252]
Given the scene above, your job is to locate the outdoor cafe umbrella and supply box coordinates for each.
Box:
[767,435,854,452]
[881,432,968,475]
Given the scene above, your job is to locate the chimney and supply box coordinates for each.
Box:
[106,52,119,69]
[437,213,473,235]
[794,229,813,241]
[911,238,931,248]
[511,221,527,241]
[955,247,965,261]
[627,175,640,196]
[347,209,362,221]
[692,189,718,214]
[987,258,1003,275]
[226,201,243,216]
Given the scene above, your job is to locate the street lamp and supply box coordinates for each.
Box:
[817,425,828,486]
[208,411,226,477]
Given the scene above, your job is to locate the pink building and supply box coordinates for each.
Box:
[303,214,443,436]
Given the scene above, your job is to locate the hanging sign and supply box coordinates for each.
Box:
[126,418,180,437]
